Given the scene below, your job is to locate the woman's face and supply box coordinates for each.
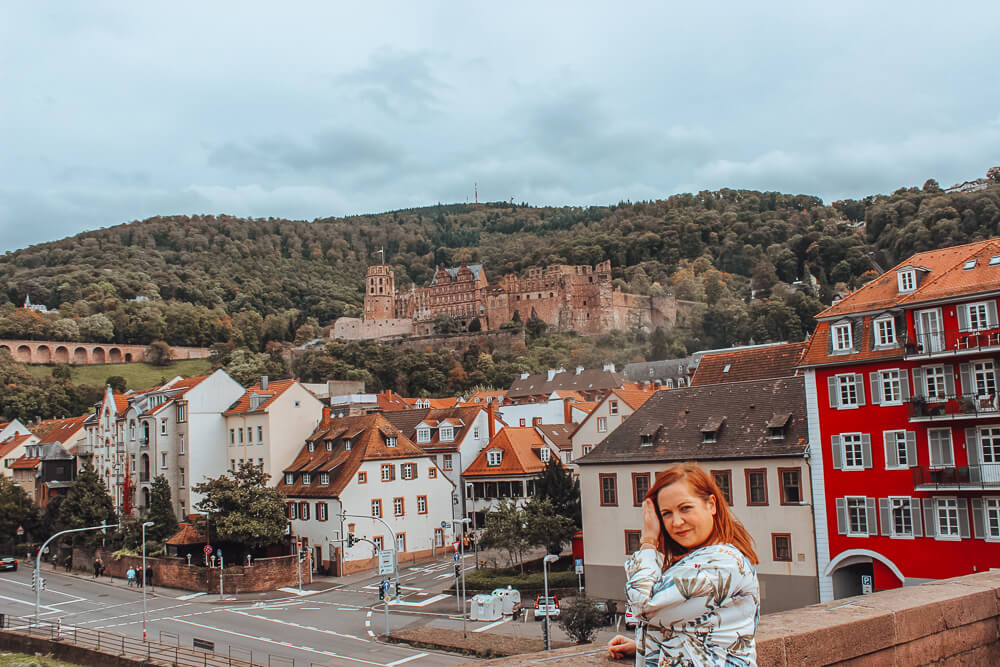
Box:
[657,479,717,550]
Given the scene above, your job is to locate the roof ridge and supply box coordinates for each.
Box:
[901,239,1000,301]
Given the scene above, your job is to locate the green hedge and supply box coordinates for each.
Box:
[458,568,579,592]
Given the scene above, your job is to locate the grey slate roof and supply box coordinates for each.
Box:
[506,369,625,399]
[623,358,693,384]
[576,376,809,465]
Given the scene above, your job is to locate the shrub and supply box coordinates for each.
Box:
[558,597,606,643]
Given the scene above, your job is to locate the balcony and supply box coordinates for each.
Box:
[902,327,1000,360]
[912,464,1000,490]
[908,394,1000,422]
[75,443,93,456]
[138,437,149,448]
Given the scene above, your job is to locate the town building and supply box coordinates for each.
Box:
[569,387,660,463]
[689,341,806,386]
[223,377,324,485]
[623,357,693,388]
[1,431,38,479]
[505,366,626,405]
[278,411,452,575]
[576,376,817,614]
[0,419,31,443]
[462,426,564,527]
[798,239,1000,601]
[333,260,686,340]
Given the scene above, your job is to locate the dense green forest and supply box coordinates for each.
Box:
[2,174,1000,422]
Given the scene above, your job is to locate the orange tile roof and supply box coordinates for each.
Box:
[112,391,130,417]
[466,390,506,403]
[278,412,428,498]
[612,388,658,411]
[31,416,87,444]
[798,318,904,368]
[572,401,599,415]
[463,427,557,477]
[225,379,296,416]
[691,342,806,386]
[10,456,40,470]
[165,522,207,546]
[0,433,35,458]
[377,391,411,411]
[816,239,1000,319]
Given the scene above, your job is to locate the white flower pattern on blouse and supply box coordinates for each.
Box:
[625,544,759,667]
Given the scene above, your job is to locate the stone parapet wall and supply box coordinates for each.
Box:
[0,339,211,365]
[480,570,1000,666]
[81,549,310,594]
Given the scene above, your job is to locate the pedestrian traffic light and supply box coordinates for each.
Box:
[347,534,357,547]
[395,581,400,597]
[378,583,385,601]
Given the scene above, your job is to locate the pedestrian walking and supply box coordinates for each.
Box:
[145,565,153,591]
[126,567,136,587]
[93,557,102,579]
[63,554,72,572]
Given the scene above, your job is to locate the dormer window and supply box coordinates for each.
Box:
[385,436,397,448]
[897,269,916,293]
[325,440,332,451]
[308,442,315,452]
[640,434,653,446]
[832,322,853,352]
[539,447,550,463]
[344,438,352,451]
[700,417,724,444]
[769,427,785,440]
[320,472,330,485]
[416,428,431,443]
[873,316,896,347]
[964,259,977,270]
[249,393,263,410]
[486,449,503,467]
[302,473,311,485]
[702,430,718,444]
[439,426,454,442]
[284,472,294,485]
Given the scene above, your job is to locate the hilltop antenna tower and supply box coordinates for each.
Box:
[474,183,478,205]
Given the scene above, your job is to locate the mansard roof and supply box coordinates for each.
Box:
[506,368,625,399]
[576,377,808,465]
[382,405,482,451]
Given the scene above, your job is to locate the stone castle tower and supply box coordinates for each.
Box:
[364,264,395,321]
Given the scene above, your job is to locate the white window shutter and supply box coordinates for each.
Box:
[870,373,883,405]
[911,500,923,538]
[883,432,898,468]
[923,498,937,538]
[861,434,872,468]
[912,368,925,399]
[831,435,843,470]
[959,363,973,398]
[958,499,971,539]
[855,374,866,406]
[943,365,956,398]
[957,304,969,332]
[828,376,839,408]
[836,498,847,535]
[899,373,910,401]
[971,498,985,539]
[866,498,878,536]
[966,428,982,466]
[988,300,998,329]
[905,432,917,468]
[879,498,891,536]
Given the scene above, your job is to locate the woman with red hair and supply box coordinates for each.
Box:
[607,462,760,665]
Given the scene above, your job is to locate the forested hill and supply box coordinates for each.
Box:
[2,177,999,349]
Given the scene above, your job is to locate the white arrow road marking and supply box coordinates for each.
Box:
[388,594,449,607]
[386,653,428,665]
[473,618,509,632]
[177,592,205,601]
[228,610,368,642]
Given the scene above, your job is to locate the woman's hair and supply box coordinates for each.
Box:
[644,461,758,565]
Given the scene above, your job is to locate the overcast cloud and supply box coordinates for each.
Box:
[2,1,998,251]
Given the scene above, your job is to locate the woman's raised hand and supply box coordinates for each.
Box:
[641,498,660,544]
[607,634,636,659]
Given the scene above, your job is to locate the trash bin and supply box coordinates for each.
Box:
[470,594,502,621]
[491,586,522,615]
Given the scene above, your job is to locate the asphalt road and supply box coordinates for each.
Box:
[0,555,483,667]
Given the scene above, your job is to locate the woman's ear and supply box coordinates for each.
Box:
[708,494,717,516]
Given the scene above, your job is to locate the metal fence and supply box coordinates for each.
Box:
[1,614,272,667]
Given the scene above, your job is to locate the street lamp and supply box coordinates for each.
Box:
[542,554,559,651]
[141,521,154,642]
[451,517,472,637]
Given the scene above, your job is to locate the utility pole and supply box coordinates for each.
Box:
[35,522,118,624]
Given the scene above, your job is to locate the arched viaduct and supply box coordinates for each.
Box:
[0,340,212,365]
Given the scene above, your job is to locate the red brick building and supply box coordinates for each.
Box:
[799,239,1000,601]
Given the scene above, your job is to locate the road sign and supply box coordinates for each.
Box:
[861,574,873,594]
[378,549,394,575]
[16,525,24,536]
[575,558,584,574]
[382,579,392,592]
[453,552,460,564]
[296,538,302,549]
[441,520,449,530]
[203,545,213,555]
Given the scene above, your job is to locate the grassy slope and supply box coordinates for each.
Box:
[25,359,213,391]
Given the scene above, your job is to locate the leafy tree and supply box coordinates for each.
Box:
[559,597,607,643]
[533,458,582,528]
[525,312,547,341]
[0,476,40,541]
[57,463,116,546]
[145,340,173,366]
[649,326,669,360]
[145,475,179,543]
[522,498,577,555]
[192,462,286,552]
[467,317,482,333]
[223,348,287,386]
[432,313,459,334]
[50,364,72,381]
[105,375,128,393]
[478,499,531,572]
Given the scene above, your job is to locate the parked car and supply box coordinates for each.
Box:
[0,557,17,572]
[624,602,638,628]
[587,599,614,625]
[533,594,560,619]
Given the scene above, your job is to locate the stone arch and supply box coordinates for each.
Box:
[108,347,123,363]
[825,549,905,599]
[124,353,133,362]
[54,346,69,363]
[15,345,31,362]
[35,345,51,363]
[0,344,11,358]
[92,347,106,364]
[73,347,88,364]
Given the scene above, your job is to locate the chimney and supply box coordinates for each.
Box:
[602,363,615,373]
[520,372,530,380]
[260,376,269,390]
[547,369,558,382]
[487,402,496,440]
[563,398,573,424]
[576,366,584,375]
[322,406,331,422]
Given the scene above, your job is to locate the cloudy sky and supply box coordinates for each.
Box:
[3,2,999,251]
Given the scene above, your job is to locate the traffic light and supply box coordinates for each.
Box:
[347,534,357,547]
[378,581,386,600]
[395,581,400,597]
[40,577,46,591]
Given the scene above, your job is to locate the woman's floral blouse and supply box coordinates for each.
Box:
[625,544,759,666]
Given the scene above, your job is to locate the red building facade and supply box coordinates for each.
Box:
[800,240,1000,601]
